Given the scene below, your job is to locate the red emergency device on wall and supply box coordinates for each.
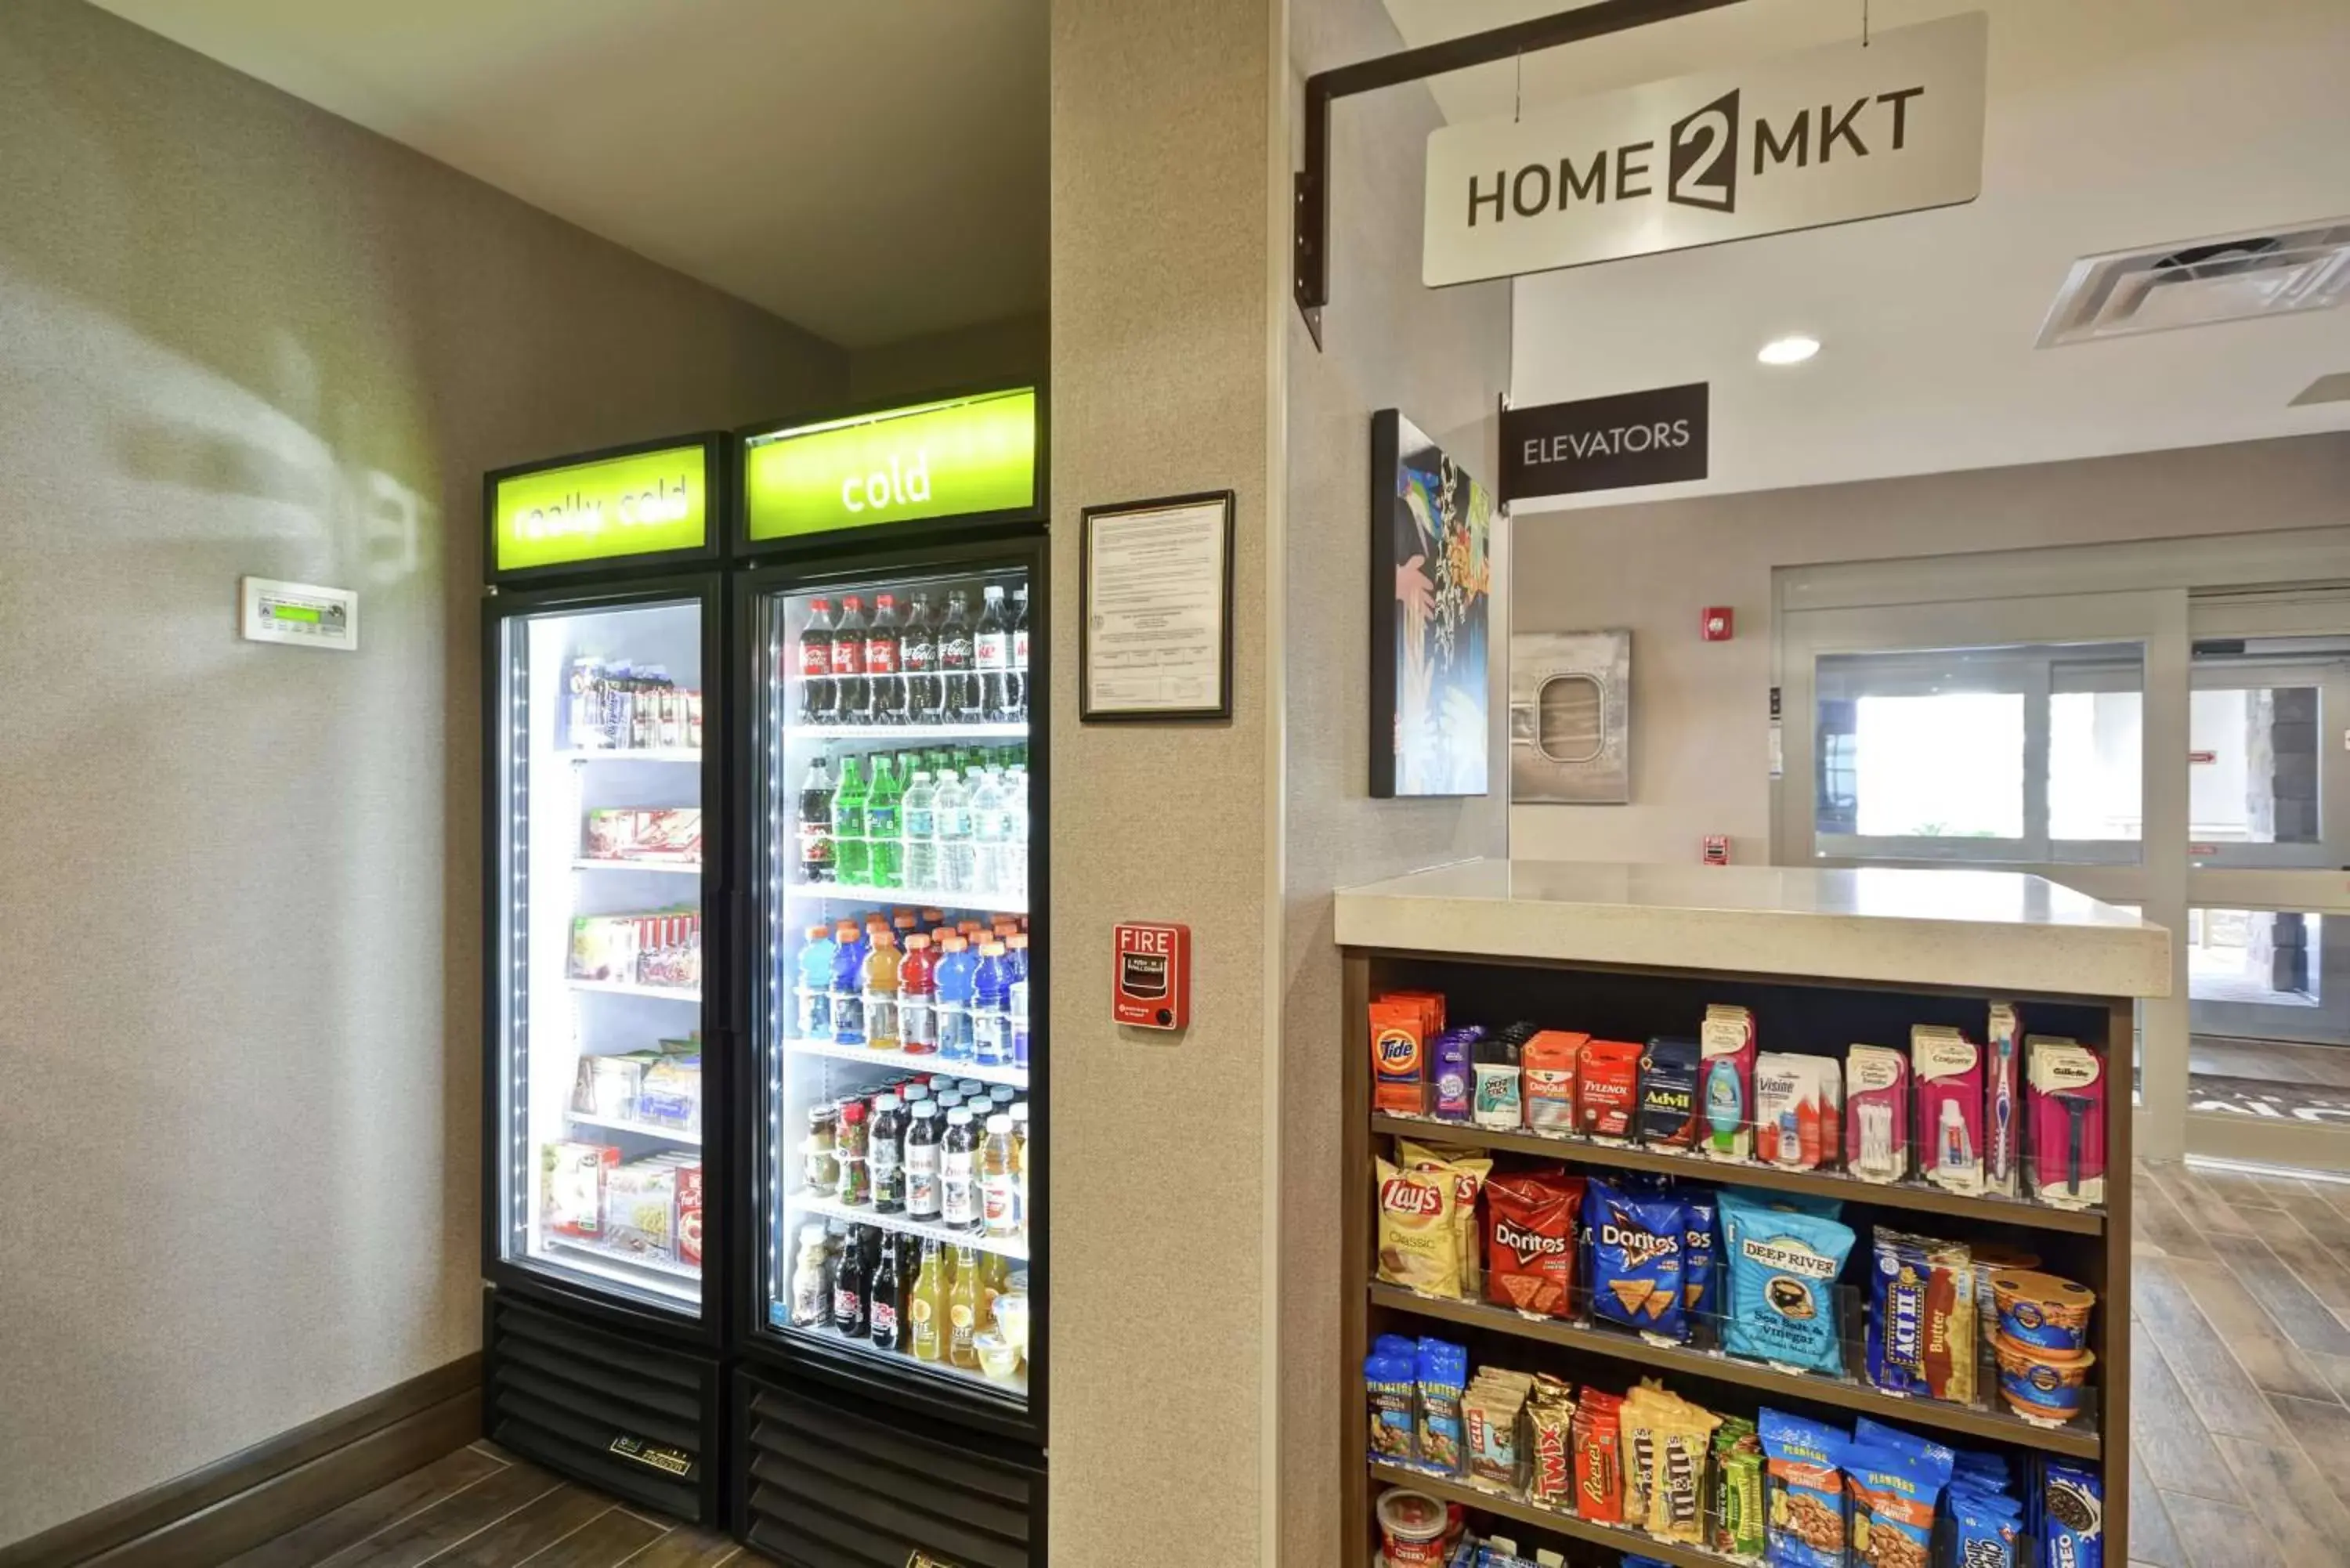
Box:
[1112,921,1191,1029]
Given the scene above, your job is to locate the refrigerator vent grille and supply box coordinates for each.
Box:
[484,1293,719,1524]
[739,1375,1041,1568]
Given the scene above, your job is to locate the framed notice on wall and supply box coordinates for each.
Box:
[1080,491,1235,722]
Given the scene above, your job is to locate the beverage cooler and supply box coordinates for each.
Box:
[729,387,1050,1567]
[479,436,732,1526]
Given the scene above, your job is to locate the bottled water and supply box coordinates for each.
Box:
[967,768,1007,895]
[902,771,938,889]
[934,769,974,894]
[1001,764,1028,899]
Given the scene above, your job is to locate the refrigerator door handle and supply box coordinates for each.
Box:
[730,887,753,1037]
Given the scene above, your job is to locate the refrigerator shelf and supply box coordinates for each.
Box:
[569,978,702,1002]
[792,1189,1030,1262]
[776,1316,1031,1399]
[539,1236,702,1299]
[784,883,1028,916]
[570,859,702,875]
[567,1109,703,1146]
[553,747,703,764]
[792,722,1029,742]
[783,1035,1029,1087]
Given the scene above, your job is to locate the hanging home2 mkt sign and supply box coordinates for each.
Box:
[744,387,1039,540]
[1423,13,1987,287]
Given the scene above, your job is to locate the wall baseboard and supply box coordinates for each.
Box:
[0,1354,482,1568]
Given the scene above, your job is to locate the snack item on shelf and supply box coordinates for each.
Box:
[1372,995,1437,1115]
[1376,1155,1459,1296]
[1843,1044,1911,1184]
[1971,1242,2042,1327]
[1993,1338,2095,1425]
[1434,1027,1480,1122]
[1912,1024,1985,1194]
[1844,1432,1954,1568]
[1639,1389,1721,1543]
[1400,1140,1493,1296]
[1950,1487,2023,1568]
[1986,1002,2024,1198]
[1719,1190,1855,1375]
[573,1053,648,1120]
[674,1165,703,1267]
[1617,1383,1661,1529]
[603,1157,688,1259]
[1712,1418,1765,1559]
[1375,1487,1452,1568]
[1484,1169,1584,1317]
[1681,1193,1718,1317]
[1571,1389,1625,1525]
[1866,1230,1978,1404]
[2025,1037,2107,1209]
[635,1053,702,1132]
[1525,1376,1578,1506]
[1991,1269,2095,1360]
[1636,1037,1702,1148]
[1587,1179,1689,1341]
[1465,1367,1535,1487]
[1755,1052,1838,1169]
[542,1141,616,1239]
[1521,1031,1583,1132]
[1759,1408,1849,1568]
[1415,1338,1470,1473]
[1577,1039,1644,1143]
[1366,1337,1418,1460]
[1473,1038,1524,1130]
[2037,1459,2104,1568]
[1700,1004,1758,1162]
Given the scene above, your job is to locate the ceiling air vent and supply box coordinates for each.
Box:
[2036,218,2350,348]
[2290,372,2350,407]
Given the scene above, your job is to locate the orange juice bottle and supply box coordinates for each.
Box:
[909,1240,947,1362]
[948,1245,982,1368]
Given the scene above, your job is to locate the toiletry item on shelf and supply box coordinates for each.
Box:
[1985,1002,2023,1198]
[1700,1003,1758,1162]
[1844,1044,1911,1184]
[1912,1025,1985,1196]
[1754,1052,1839,1170]
[2025,1036,2107,1209]
[1433,1026,1481,1122]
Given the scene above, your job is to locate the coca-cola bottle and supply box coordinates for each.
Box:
[866,594,905,726]
[975,585,1010,724]
[1010,583,1030,724]
[938,590,977,724]
[901,593,939,726]
[833,595,870,724]
[797,599,834,724]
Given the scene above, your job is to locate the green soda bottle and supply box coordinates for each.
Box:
[833,757,870,884]
[867,755,905,889]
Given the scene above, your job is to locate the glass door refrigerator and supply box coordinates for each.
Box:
[480,435,732,1526]
[728,387,1049,1567]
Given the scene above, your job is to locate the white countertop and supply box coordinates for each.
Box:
[1334,859,2171,999]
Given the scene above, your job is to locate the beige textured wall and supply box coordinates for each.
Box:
[1046,0,1282,1562]
[848,313,1050,404]
[0,2,844,1545]
[1278,2,1513,1563]
[1510,434,2350,865]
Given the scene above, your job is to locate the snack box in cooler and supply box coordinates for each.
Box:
[541,1141,618,1240]
[603,1157,702,1262]
[583,807,702,863]
[571,1052,656,1120]
[635,1054,702,1133]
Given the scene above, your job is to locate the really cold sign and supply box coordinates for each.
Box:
[1423,13,1987,287]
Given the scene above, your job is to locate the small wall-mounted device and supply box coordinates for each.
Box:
[1701,606,1734,641]
[240,577,358,651]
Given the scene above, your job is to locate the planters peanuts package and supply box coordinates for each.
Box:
[1719,1190,1855,1375]
[1586,1177,1689,1342]
[1365,1335,1417,1461]
[1759,1409,1849,1568]
[1843,1433,1954,1568]
[2036,1459,2104,1568]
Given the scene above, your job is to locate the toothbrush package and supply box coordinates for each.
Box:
[1912,1025,1985,1196]
[2025,1037,2107,1209]
[1700,1003,1759,1162]
[1754,1052,1840,1170]
[1843,1045,1911,1184]
[1984,1003,2023,1198]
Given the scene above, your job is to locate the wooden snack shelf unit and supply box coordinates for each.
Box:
[1339,944,2135,1568]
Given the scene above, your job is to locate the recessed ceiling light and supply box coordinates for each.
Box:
[1758,334,1821,366]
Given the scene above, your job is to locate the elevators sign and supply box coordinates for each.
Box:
[1502,384,1707,500]
[1510,630,1631,804]
[1423,13,1987,287]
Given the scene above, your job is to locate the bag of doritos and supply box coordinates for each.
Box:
[1587,1178,1689,1342]
[1720,1190,1855,1375]
[1683,1193,1719,1320]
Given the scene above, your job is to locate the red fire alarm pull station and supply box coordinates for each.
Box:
[1112,921,1191,1030]
[1702,607,1734,641]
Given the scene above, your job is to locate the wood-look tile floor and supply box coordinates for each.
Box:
[2133,1159,2350,1568]
[226,1442,770,1568]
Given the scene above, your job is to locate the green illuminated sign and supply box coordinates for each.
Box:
[271,605,322,624]
[745,388,1036,540]
[494,445,710,572]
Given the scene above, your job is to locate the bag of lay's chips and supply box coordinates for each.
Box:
[1720,1190,1855,1375]
[1587,1178,1689,1341]
[1375,1155,1459,1296]
[1400,1140,1491,1298]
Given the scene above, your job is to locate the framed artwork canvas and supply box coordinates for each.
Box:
[1370,409,1493,797]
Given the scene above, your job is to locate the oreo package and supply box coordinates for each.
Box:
[2037,1459,2104,1568]
[1587,1176,1689,1341]
[1638,1036,1702,1147]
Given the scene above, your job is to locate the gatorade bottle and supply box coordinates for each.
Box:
[832,757,870,884]
[902,771,938,889]
[967,768,1006,896]
[797,923,837,1041]
[933,770,973,894]
[934,934,976,1063]
[971,941,1011,1067]
[862,932,901,1051]
[898,934,939,1055]
[1005,933,1030,1070]
[830,921,868,1046]
[866,756,904,890]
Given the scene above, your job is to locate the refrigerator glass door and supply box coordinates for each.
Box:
[496,596,708,1317]
[756,565,1034,1407]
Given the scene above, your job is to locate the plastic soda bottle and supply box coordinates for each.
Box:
[898,934,939,1054]
[971,941,1011,1067]
[829,921,868,1046]
[862,932,901,1050]
[967,768,1007,895]
[797,756,834,883]
[832,757,870,884]
[909,1239,947,1362]
[796,923,837,1040]
[981,1114,1019,1237]
[866,756,904,889]
[933,770,973,894]
[902,771,938,890]
[933,934,976,1063]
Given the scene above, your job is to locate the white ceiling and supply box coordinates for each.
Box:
[90,0,1048,349]
[1379,0,2350,507]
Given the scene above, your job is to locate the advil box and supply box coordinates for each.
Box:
[1113,922,1190,1029]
